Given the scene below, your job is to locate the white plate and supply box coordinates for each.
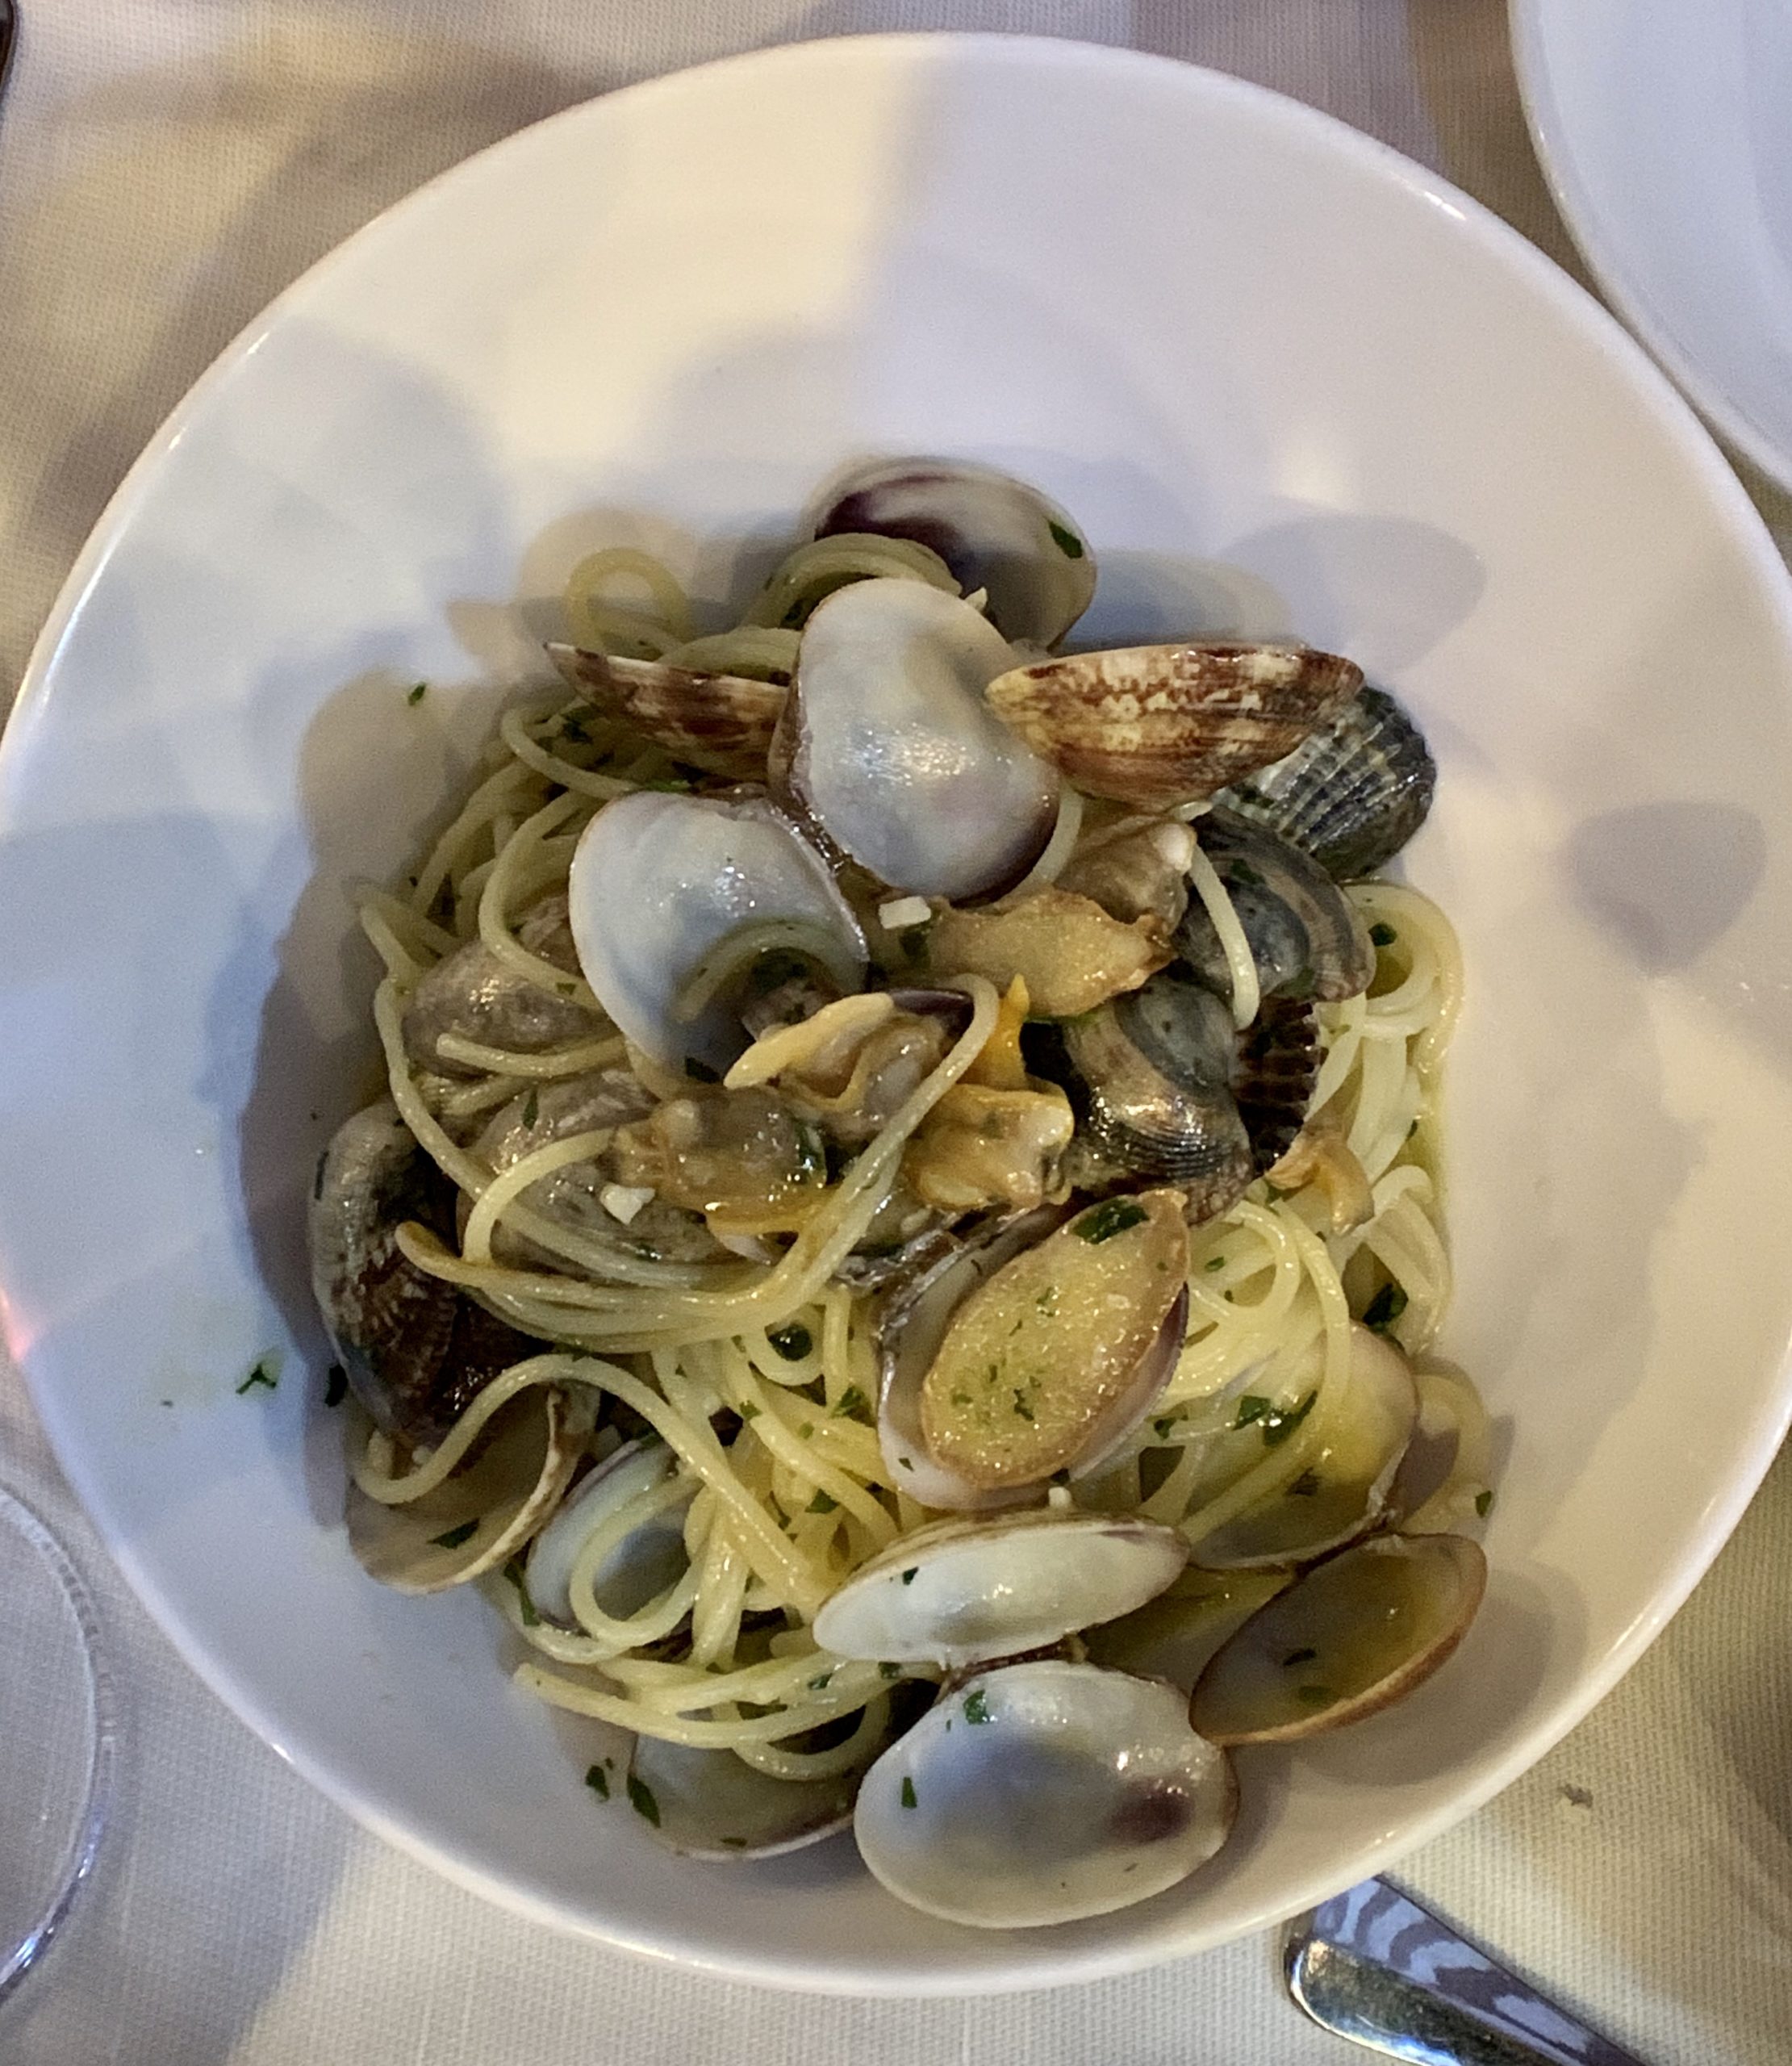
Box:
[4,32,1792,1997]
[1513,0,1792,491]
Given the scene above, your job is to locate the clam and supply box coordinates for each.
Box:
[1030,972,1320,1219]
[854,1660,1236,1927]
[545,642,786,781]
[1214,684,1435,880]
[1177,809,1374,1005]
[812,457,1097,649]
[566,791,866,1074]
[346,1382,595,1593]
[771,579,1060,901]
[1055,816,1196,931]
[1188,1327,1418,1569]
[309,1099,541,1444]
[1083,1566,1293,1691]
[1191,1533,1486,1745]
[524,1435,696,1628]
[984,642,1363,811]
[812,1509,1188,1667]
[402,893,598,1076]
[923,886,1172,1018]
[915,1191,1189,1495]
[629,1724,888,1861]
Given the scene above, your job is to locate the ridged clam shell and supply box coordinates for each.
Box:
[1213,684,1435,880]
[984,642,1363,810]
[546,642,786,780]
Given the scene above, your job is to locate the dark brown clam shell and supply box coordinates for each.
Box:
[545,642,786,780]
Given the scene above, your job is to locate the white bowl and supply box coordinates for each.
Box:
[3,33,1792,1996]
[1513,0,1792,494]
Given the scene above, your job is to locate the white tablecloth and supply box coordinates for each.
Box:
[2,5,1790,2060]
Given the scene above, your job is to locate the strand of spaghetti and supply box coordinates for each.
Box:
[357,903,428,986]
[357,889,460,964]
[515,1666,884,1748]
[658,625,800,680]
[499,701,640,801]
[436,1074,530,1126]
[462,1128,616,1265]
[563,547,695,650]
[565,1476,702,1652]
[728,1692,896,1781]
[721,1357,896,1549]
[410,759,543,917]
[1177,1215,1354,1547]
[432,1031,625,1078]
[1184,839,1259,1029]
[740,533,957,628]
[688,1511,750,1670]
[476,788,600,995]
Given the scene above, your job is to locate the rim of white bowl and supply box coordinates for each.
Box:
[10,31,1792,1996]
[1508,0,1792,497]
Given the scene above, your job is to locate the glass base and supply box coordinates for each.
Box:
[0,1484,115,2002]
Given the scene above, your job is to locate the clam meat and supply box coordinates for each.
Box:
[1176,809,1374,1005]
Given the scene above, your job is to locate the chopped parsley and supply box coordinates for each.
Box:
[236,1358,278,1395]
[406,681,428,705]
[797,1422,814,1441]
[1012,1391,1035,1423]
[1476,1487,1494,1518]
[808,1670,834,1691]
[769,1323,812,1361]
[1204,1254,1226,1273]
[900,1776,918,1809]
[833,1385,870,1420]
[1075,1197,1148,1244]
[1233,1395,1272,1429]
[324,1363,348,1408]
[558,707,592,745]
[1287,1469,1321,1498]
[1047,520,1084,560]
[720,1835,749,1849]
[502,1554,541,1626]
[879,1661,903,1680]
[1282,1646,1318,1667]
[522,1087,540,1128]
[1362,1282,1409,1335]
[1153,1416,1178,1441]
[626,1775,661,1826]
[429,1518,479,1550]
[963,1687,992,1725]
[805,1490,838,1516]
[900,1567,918,1585]
[1262,1391,1318,1447]
[1369,922,1397,947]
[737,1401,760,1420]
[585,1763,610,1799]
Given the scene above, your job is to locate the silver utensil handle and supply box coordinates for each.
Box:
[1285,1879,1650,2066]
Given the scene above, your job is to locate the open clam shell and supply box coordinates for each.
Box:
[985,642,1363,810]
[566,789,866,1074]
[310,1098,541,1445]
[1177,809,1374,1005]
[1214,683,1435,880]
[1190,1532,1486,1745]
[345,1383,595,1594]
[812,1509,1188,1668]
[811,457,1098,649]
[524,1434,696,1628]
[545,642,787,781]
[1083,1566,1294,1692]
[1031,974,1321,1220]
[915,1191,1190,1494]
[1188,1327,1418,1569]
[854,1660,1236,1927]
[771,578,1060,901]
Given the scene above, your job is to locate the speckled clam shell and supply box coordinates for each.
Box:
[1213,684,1435,880]
[984,642,1363,810]
[546,642,786,780]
